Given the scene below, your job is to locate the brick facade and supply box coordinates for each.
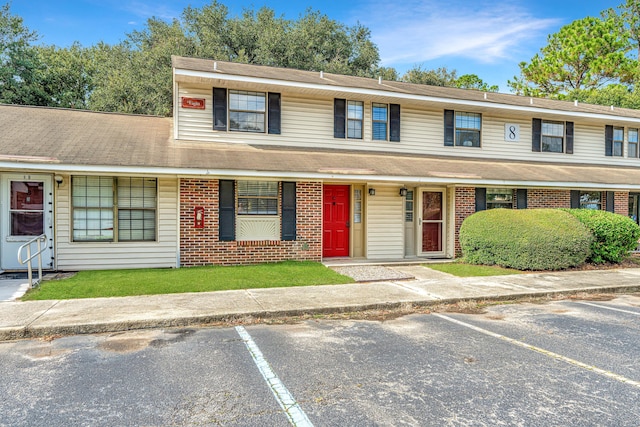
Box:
[454,187,475,255]
[180,179,322,266]
[526,189,571,209]
[613,191,629,216]
[453,187,632,257]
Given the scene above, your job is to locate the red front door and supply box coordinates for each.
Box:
[323,185,350,257]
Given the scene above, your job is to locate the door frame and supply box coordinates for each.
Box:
[417,187,447,257]
[1,173,54,270]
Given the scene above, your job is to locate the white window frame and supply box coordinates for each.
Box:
[455,112,481,147]
[228,90,266,133]
[541,120,564,153]
[347,100,363,139]
[372,103,388,141]
[72,176,157,242]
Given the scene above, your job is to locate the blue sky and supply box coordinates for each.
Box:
[11,0,620,92]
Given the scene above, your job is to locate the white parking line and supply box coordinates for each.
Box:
[576,301,640,316]
[235,326,314,427]
[434,314,640,389]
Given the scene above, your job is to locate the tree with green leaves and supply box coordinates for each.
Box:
[35,42,94,108]
[401,65,458,86]
[455,74,499,92]
[509,16,632,97]
[400,65,498,91]
[0,3,45,105]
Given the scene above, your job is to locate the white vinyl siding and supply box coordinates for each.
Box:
[176,84,640,167]
[366,186,404,259]
[56,176,178,270]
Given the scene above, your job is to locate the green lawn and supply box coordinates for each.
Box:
[22,261,354,300]
[425,262,522,277]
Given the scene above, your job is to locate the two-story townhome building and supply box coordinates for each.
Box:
[2,55,640,271]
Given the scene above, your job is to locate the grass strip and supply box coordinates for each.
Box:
[425,262,522,277]
[23,261,354,300]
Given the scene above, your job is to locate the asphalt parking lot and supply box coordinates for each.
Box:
[1,294,639,426]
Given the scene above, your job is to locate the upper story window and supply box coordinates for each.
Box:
[542,121,564,152]
[629,129,639,158]
[347,101,364,139]
[72,176,157,242]
[444,110,481,147]
[613,127,624,156]
[212,88,281,134]
[372,103,388,140]
[605,125,625,157]
[229,90,266,132]
[532,119,574,154]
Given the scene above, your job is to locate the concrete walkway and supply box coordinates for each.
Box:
[1,266,639,341]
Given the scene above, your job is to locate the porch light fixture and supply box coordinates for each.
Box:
[368,188,376,196]
[54,175,63,187]
[399,187,408,197]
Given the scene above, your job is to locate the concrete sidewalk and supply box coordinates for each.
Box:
[1,266,640,341]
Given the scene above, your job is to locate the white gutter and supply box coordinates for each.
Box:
[5,161,640,190]
[175,68,640,124]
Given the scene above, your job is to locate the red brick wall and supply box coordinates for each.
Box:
[526,189,571,209]
[179,179,322,266]
[614,191,629,216]
[454,187,475,255]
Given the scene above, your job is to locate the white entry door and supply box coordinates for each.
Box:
[1,174,54,270]
[417,189,446,257]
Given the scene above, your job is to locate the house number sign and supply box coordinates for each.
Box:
[505,124,520,142]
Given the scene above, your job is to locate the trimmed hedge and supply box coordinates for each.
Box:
[562,209,640,263]
[459,209,592,270]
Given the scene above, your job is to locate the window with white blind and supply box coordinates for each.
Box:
[72,176,157,242]
[237,181,278,215]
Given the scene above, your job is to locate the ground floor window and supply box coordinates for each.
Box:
[220,180,296,242]
[580,191,602,210]
[486,188,513,209]
[72,176,157,242]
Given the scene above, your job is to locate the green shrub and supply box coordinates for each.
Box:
[459,209,592,270]
[562,209,640,263]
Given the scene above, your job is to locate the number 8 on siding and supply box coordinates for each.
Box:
[504,124,520,142]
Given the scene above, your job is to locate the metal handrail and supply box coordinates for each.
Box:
[17,234,47,288]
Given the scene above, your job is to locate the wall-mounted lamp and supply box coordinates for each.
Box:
[368,188,376,196]
[399,187,408,197]
[54,175,63,188]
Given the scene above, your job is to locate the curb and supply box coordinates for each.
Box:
[2,284,639,342]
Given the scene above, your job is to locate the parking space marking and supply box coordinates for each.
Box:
[576,301,640,316]
[235,326,314,427]
[434,314,640,389]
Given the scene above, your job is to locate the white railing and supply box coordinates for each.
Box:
[17,234,47,288]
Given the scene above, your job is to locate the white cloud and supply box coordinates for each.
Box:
[358,0,559,66]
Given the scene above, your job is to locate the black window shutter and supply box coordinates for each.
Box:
[281,182,296,241]
[605,125,613,156]
[606,191,615,213]
[389,104,401,142]
[444,110,454,146]
[565,121,574,154]
[268,92,281,135]
[532,118,542,152]
[213,88,227,131]
[570,190,581,208]
[475,188,487,212]
[219,180,235,241]
[516,189,528,209]
[334,98,346,138]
